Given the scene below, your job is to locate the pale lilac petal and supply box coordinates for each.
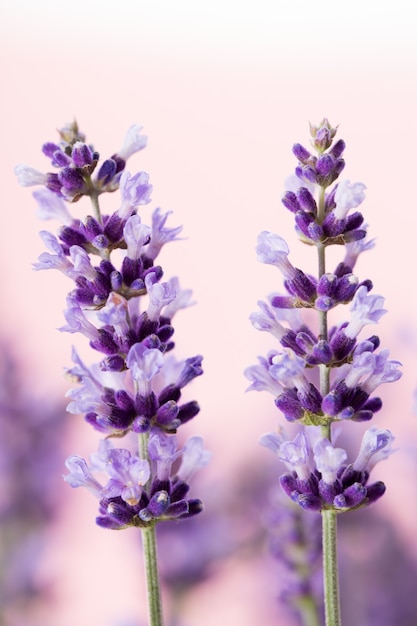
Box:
[15,164,47,187]
[117,124,147,160]
[353,427,395,472]
[176,436,212,482]
[314,439,347,484]
[334,179,366,220]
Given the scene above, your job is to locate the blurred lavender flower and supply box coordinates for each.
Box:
[339,508,417,625]
[263,485,323,624]
[0,343,66,623]
[155,457,287,626]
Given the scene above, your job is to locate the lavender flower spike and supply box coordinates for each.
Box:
[248,119,402,625]
[17,120,209,533]
[18,122,210,626]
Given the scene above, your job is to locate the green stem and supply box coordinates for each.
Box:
[139,431,150,463]
[90,191,102,223]
[138,431,164,626]
[84,172,102,224]
[316,184,341,626]
[141,523,164,626]
[322,510,341,626]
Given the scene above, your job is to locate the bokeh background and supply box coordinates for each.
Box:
[1,1,417,625]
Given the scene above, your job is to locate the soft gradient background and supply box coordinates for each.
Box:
[2,1,417,625]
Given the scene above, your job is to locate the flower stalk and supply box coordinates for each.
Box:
[142,523,164,626]
[317,186,340,624]
[247,118,401,624]
[322,509,341,626]
[16,121,211,625]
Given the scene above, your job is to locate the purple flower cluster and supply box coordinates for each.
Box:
[261,426,393,512]
[16,121,210,529]
[246,119,400,513]
[65,432,210,529]
[15,121,149,202]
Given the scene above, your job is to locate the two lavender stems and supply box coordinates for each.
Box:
[16,119,400,626]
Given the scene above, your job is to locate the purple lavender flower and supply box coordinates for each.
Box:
[339,507,417,625]
[64,432,209,529]
[16,121,149,201]
[261,425,393,512]
[248,118,401,526]
[16,121,208,533]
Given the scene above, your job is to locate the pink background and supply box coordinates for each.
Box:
[1,2,417,625]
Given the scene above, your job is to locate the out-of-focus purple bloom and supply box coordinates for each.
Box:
[0,344,67,619]
[339,508,417,625]
[264,485,323,623]
[33,187,73,224]
[14,163,48,186]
